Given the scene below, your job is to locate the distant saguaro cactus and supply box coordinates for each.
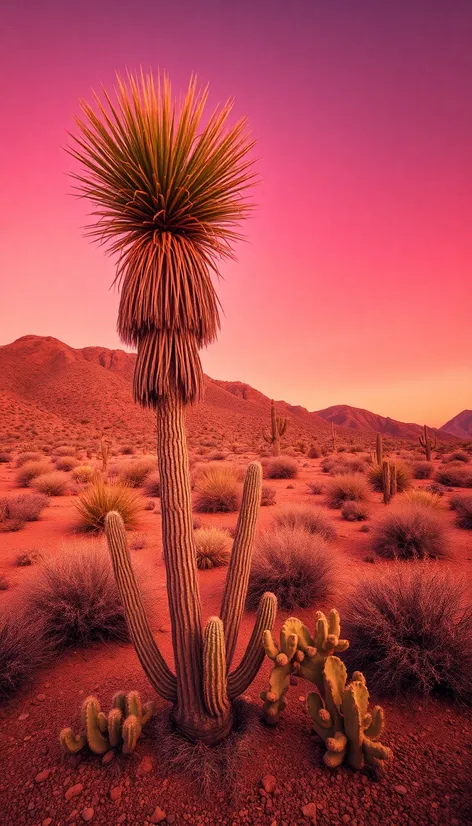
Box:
[263,400,287,456]
[99,436,111,473]
[376,433,383,466]
[382,460,391,505]
[419,425,437,461]
[331,422,337,452]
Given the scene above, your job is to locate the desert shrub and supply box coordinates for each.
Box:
[0,575,9,590]
[0,493,48,528]
[52,445,76,457]
[369,460,411,493]
[261,485,276,506]
[72,464,95,483]
[193,465,241,513]
[32,471,69,496]
[0,613,49,698]
[75,480,141,532]
[436,464,472,487]
[247,527,337,611]
[320,457,365,475]
[121,444,135,455]
[194,527,232,569]
[15,550,43,566]
[444,450,469,464]
[129,532,147,550]
[403,489,442,510]
[16,460,51,487]
[371,505,447,560]
[15,451,41,467]
[344,567,472,703]
[144,499,155,511]
[341,501,369,521]
[450,494,472,529]
[55,455,78,471]
[424,482,446,497]
[272,504,336,541]
[306,480,325,495]
[107,464,120,479]
[262,456,298,479]
[24,543,129,648]
[412,461,433,479]
[308,444,321,459]
[144,471,161,498]
[0,452,12,463]
[325,474,369,509]
[120,458,157,488]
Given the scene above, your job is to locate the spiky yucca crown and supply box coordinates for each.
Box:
[68,72,256,407]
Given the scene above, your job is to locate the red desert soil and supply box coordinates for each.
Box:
[1,450,472,826]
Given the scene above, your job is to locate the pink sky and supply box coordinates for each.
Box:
[1,0,471,427]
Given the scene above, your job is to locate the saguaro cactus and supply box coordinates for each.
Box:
[99,436,111,473]
[419,425,437,461]
[382,460,391,504]
[263,400,287,456]
[376,433,383,466]
[105,462,277,744]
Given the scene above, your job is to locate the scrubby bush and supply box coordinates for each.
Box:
[444,450,469,464]
[0,493,48,530]
[344,567,472,703]
[436,464,472,487]
[404,489,442,510]
[371,505,447,560]
[341,501,370,521]
[129,532,147,550]
[0,452,12,463]
[369,460,411,493]
[121,444,135,455]
[32,471,69,496]
[0,575,9,590]
[15,550,42,566]
[306,480,325,495]
[247,527,337,611]
[308,444,321,459]
[0,613,49,698]
[15,451,41,467]
[52,445,76,457]
[55,455,78,472]
[412,461,433,479]
[72,464,95,483]
[194,527,232,569]
[321,457,365,475]
[193,465,241,513]
[262,456,298,479]
[24,543,129,648]
[261,485,276,506]
[272,504,337,541]
[16,460,51,487]
[120,458,157,488]
[325,474,369,509]
[144,471,161,498]
[450,494,472,529]
[75,480,141,532]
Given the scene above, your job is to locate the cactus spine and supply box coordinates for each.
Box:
[376,433,383,466]
[105,460,277,745]
[419,424,437,461]
[60,691,154,755]
[263,400,287,456]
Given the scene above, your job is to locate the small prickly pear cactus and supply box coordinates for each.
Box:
[307,659,392,770]
[60,691,155,756]
[260,609,349,724]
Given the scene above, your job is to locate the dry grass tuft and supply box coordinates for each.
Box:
[272,504,336,541]
[143,471,161,498]
[16,460,51,487]
[260,485,276,506]
[344,566,472,703]
[72,464,95,483]
[371,505,448,560]
[120,458,157,488]
[436,464,472,487]
[32,471,70,496]
[75,480,141,532]
[194,527,232,569]
[0,493,48,531]
[193,465,241,513]
[341,501,370,521]
[55,455,79,471]
[403,489,443,510]
[262,456,298,479]
[369,460,411,493]
[412,461,433,479]
[0,613,50,698]
[451,493,472,529]
[325,473,369,509]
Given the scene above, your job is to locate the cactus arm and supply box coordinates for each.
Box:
[363,737,392,761]
[126,690,142,719]
[122,715,140,754]
[112,691,127,715]
[141,701,155,726]
[82,697,110,755]
[107,709,123,748]
[60,728,87,753]
[203,616,230,718]
[307,692,334,739]
[341,684,365,770]
[364,705,385,739]
[104,512,177,702]
[220,462,262,669]
[227,592,277,700]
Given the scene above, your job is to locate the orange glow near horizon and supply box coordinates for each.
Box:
[1,1,471,429]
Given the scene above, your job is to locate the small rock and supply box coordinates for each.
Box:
[82,808,94,822]
[137,756,153,775]
[110,786,122,802]
[302,801,317,822]
[298,695,306,702]
[18,713,29,721]
[35,769,51,783]
[43,820,52,826]
[102,750,115,765]
[117,816,127,825]
[166,816,176,825]
[37,693,47,701]
[150,807,167,824]
[261,775,277,794]
[65,783,84,802]
[394,785,408,796]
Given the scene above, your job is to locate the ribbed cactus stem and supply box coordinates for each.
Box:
[382,460,391,505]
[220,462,262,667]
[419,424,436,461]
[227,592,277,699]
[390,462,397,497]
[262,400,287,456]
[104,512,177,702]
[203,617,230,719]
[376,433,383,466]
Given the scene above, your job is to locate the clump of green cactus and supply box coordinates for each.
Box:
[307,660,392,770]
[263,400,287,456]
[60,690,154,755]
[419,425,437,461]
[260,609,349,724]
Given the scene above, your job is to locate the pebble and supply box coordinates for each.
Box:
[65,783,84,802]
[301,801,317,822]
[394,785,408,795]
[18,713,29,721]
[102,750,115,765]
[150,807,167,824]
[35,769,52,783]
[261,775,277,794]
[110,785,123,802]
[137,756,153,775]
[117,816,127,824]
[36,693,47,701]
[42,820,52,826]
[82,808,94,822]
